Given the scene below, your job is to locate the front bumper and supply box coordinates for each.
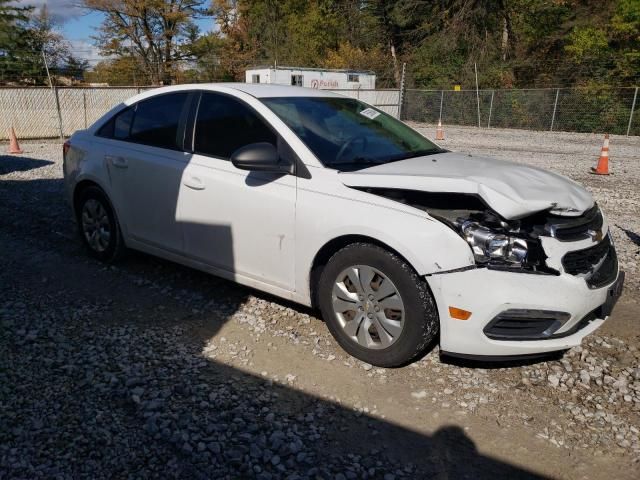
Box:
[427,267,623,357]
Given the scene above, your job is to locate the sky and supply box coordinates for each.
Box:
[15,0,215,64]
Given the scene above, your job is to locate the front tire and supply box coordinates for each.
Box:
[76,186,125,262]
[317,243,438,367]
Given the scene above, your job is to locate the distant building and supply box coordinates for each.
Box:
[245,66,375,90]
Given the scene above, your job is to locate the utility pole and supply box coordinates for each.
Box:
[43,50,64,139]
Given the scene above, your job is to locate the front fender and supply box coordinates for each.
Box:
[295,180,475,304]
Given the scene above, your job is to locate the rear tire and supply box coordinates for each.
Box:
[75,186,125,263]
[317,243,438,367]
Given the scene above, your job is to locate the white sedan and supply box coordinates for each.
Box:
[63,84,624,367]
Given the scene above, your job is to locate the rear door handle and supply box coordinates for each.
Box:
[183,175,205,190]
[106,155,128,169]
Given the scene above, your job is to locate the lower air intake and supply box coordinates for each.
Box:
[484,309,571,340]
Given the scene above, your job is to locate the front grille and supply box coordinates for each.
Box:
[548,205,603,241]
[562,235,618,288]
[484,309,571,340]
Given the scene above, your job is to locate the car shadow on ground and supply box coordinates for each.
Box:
[0,158,549,478]
[616,224,640,247]
[0,154,54,175]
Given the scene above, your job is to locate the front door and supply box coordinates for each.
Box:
[177,92,297,290]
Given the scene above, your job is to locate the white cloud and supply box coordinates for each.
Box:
[69,39,106,62]
[13,0,86,23]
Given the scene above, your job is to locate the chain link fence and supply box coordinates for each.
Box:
[403,87,639,136]
[0,87,398,140]
[328,89,400,118]
[0,87,147,140]
[1,85,638,140]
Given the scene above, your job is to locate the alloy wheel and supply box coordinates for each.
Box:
[332,265,405,349]
[81,198,111,253]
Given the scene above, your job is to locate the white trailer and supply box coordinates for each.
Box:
[245,66,375,90]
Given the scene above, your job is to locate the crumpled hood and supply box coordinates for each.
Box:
[338,152,594,219]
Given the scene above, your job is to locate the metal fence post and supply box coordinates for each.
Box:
[439,90,444,122]
[53,86,64,139]
[397,62,406,120]
[550,88,560,131]
[83,90,88,129]
[487,90,494,128]
[474,63,481,128]
[627,87,638,136]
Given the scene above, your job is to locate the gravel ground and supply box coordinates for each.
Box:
[1,129,639,479]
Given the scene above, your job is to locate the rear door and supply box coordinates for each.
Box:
[102,92,194,252]
[177,91,297,290]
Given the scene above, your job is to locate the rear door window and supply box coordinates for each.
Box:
[113,108,134,140]
[96,107,133,139]
[193,92,277,159]
[129,93,190,150]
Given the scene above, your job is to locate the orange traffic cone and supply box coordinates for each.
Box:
[7,127,23,154]
[436,120,445,141]
[590,134,610,175]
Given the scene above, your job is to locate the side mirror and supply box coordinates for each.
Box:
[231,142,293,174]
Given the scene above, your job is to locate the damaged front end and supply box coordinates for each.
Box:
[355,188,559,274]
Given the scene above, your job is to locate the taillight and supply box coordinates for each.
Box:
[63,140,71,159]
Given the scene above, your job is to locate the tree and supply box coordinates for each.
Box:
[83,0,207,85]
[610,0,640,85]
[0,0,33,84]
[28,5,77,84]
[0,3,84,85]
[209,0,261,80]
[324,42,394,85]
[363,0,410,85]
[85,56,141,85]
[209,0,386,80]
[62,55,91,81]
[77,0,637,89]
[186,31,233,81]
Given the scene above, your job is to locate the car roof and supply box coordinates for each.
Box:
[217,83,344,98]
[137,83,345,99]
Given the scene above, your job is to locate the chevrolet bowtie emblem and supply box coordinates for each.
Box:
[588,229,604,242]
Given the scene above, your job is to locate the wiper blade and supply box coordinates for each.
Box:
[331,158,380,168]
[392,149,444,161]
[333,150,446,171]
[350,157,379,163]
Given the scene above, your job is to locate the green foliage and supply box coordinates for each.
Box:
[0,0,34,83]
[565,27,610,60]
[0,3,89,85]
[198,0,638,89]
[84,57,141,85]
[83,0,207,85]
[5,0,635,89]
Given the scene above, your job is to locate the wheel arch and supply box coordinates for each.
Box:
[309,234,418,309]
[72,179,118,219]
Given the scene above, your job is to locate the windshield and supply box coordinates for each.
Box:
[262,96,442,171]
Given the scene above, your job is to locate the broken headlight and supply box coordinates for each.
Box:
[460,220,528,265]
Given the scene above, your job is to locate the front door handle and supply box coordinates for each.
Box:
[106,155,128,169]
[183,176,205,190]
